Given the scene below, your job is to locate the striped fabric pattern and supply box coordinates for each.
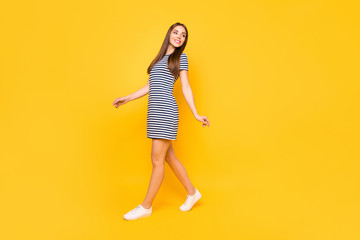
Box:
[147,52,189,140]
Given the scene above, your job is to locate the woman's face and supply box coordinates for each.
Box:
[169,26,186,48]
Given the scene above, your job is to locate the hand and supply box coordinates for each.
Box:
[195,114,210,127]
[113,96,129,108]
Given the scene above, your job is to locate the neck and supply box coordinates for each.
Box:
[166,46,175,55]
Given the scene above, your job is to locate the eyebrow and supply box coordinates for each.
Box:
[174,29,186,34]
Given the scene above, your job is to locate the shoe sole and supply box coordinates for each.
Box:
[180,192,202,211]
[123,212,152,220]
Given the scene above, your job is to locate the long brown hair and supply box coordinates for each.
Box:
[147,22,188,79]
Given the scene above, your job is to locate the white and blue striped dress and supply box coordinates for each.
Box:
[147,52,189,140]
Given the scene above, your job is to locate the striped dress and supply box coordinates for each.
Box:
[147,52,189,140]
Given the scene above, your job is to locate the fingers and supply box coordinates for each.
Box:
[113,99,120,107]
[203,116,209,126]
[112,98,119,106]
[200,116,210,127]
[113,97,125,107]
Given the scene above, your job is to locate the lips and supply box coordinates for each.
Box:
[174,39,181,44]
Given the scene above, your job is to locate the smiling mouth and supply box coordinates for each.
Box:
[174,39,181,44]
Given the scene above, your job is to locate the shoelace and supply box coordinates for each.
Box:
[186,192,196,199]
[184,195,194,204]
[136,205,150,210]
[130,205,141,213]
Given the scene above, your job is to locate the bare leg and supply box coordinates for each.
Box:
[141,138,171,209]
[165,142,196,196]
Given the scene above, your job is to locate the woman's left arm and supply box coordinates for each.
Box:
[180,70,210,127]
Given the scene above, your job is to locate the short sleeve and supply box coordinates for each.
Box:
[180,52,188,71]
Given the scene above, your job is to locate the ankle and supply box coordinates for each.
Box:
[141,203,152,209]
[187,187,196,196]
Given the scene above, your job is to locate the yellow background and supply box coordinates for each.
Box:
[1,0,359,239]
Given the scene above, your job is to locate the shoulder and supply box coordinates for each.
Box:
[180,52,188,61]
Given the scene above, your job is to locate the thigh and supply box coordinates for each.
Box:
[151,139,171,162]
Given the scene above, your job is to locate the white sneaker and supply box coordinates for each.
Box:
[123,204,152,220]
[179,188,202,211]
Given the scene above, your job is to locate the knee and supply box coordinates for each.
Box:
[151,154,165,166]
[165,154,175,163]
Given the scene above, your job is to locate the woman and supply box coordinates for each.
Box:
[113,22,210,220]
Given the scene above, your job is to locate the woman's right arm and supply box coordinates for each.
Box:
[113,79,149,108]
[127,80,149,101]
